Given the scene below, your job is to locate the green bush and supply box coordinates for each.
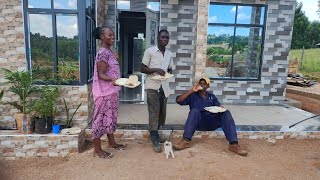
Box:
[33,86,60,118]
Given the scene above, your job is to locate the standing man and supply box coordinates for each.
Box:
[141,29,173,153]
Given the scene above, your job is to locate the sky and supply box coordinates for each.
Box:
[208,1,320,37]
[208,4,264,36]
[297,0,319,22]
[117,1,159,11]
[28,0,78,38]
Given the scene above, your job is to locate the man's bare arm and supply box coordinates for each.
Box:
[141,64,166,76]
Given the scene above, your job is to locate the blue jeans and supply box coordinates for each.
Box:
[183,109,238,143]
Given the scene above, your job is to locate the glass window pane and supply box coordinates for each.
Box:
[236,6,252,24]
[86,0,95,16]
[117,1,130,10]
[237,6,264,25]
[56,15,79,82]
[231,27,262,79]
[54,0,77,9]
[28,0,51,9]
[260,7,266,25]
[147,1,160,11]
[206,26,234,78]
[208,4,236,24]
[29,14,54,81]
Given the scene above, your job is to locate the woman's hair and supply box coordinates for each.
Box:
[93,26,112,39]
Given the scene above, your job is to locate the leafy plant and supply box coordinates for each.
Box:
[63,98,82,128]
[33,86,60,118]
[0,68,39,114]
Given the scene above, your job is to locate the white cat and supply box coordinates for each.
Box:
[164,129,175,159]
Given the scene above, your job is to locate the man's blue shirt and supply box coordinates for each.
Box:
[176,91,221,111]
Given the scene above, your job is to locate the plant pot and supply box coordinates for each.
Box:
[34,117,52,134]
[14,113,34,134]
[60,124,68,129]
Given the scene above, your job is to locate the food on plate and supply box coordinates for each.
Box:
[125,75,139,86]
[152,72,174,80]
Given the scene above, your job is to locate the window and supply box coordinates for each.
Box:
[23,0,96,84]
[117,1,130,10]
[147,1,160,11]
[206,3,267,80]
[85,0,96,82]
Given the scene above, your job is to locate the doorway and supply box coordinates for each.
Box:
[115,1,160,103]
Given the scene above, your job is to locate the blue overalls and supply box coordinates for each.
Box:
[177,92,238,143]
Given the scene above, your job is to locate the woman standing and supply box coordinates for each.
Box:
[92,27,125,158]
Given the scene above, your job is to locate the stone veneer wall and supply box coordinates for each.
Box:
[105,0,116,33]
[0,130,85,160]
[0,0,26,128]
[97,0,106,27]
[54,86,91,129]
[0,1,92,129]
[85,129,320,141]
[195,0,295,104]
[87,84,94,127]
[160,0,198,102]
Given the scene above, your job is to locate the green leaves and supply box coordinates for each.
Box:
[0,68,38,113]
[63,98,82,128]
[292,2,320,49]
[33,86,60,118]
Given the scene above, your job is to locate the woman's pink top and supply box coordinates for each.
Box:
[92,48,120,98]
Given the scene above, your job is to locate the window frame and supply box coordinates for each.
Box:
[207,2,268,81]
[23,0,95,85]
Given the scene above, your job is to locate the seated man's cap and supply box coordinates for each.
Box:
[199,77,210,85]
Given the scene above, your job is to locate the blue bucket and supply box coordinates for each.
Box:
[52,124,60,134]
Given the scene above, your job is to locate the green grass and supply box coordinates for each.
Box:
[289,48,320,80]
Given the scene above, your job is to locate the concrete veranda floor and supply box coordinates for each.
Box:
[118,103,320,131]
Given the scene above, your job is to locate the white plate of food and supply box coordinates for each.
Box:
[151,72,174,81]
[115,75,141,88]
[204,106,227,113]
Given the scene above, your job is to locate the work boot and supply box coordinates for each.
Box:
[150,131,161,153]
[228,144,248,156]
[173,138,191,151]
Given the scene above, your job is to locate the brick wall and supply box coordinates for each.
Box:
[160,0,198,102]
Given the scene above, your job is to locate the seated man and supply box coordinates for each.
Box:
[173,77,248,156]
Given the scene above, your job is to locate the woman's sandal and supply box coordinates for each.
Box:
[93,151,113,159]
[108,144,126,150]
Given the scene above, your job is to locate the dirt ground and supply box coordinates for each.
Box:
[0,139,319,180]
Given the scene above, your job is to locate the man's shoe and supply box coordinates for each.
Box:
[228,144,248,156]
[173,139,191,151]
[150,131,161,153]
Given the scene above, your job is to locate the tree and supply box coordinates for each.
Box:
[291,2,310,49]
[318,0,320,18]
[307,21,320,47]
